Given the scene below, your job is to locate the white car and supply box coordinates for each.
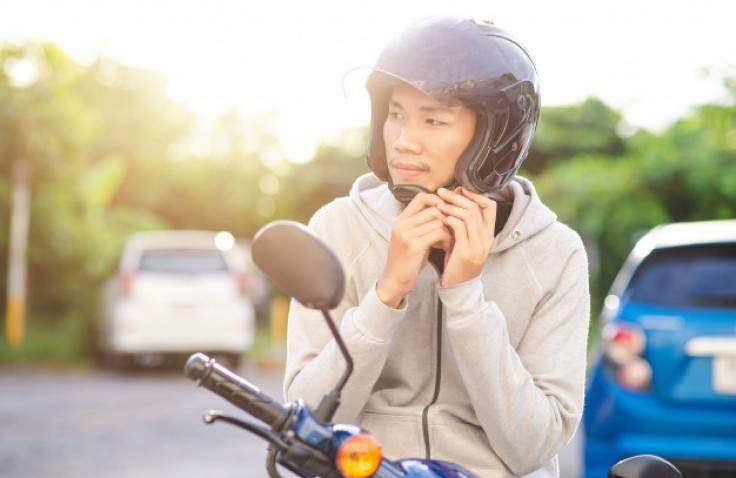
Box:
[99,230,255,369]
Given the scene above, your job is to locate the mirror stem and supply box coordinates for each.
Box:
[313,309,354,423]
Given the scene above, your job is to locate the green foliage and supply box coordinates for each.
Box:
[634,104,736,220]
[279,127,370,224]
[535,93,736,318]
[0,43,186,355]
[0,311,90,364]
[525,97,625,174]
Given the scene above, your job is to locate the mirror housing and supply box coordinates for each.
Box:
[252,220,345,310]
[608,454,682,478]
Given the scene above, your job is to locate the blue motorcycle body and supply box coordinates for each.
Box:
[285,402,477,478]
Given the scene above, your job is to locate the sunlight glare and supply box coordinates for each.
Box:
[2,0,735,161]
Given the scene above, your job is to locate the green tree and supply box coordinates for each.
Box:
[535,88,736,321]
[278,127,370,224]
[133,109,289,237]
[525,97,625,175]
[1,43,190,358]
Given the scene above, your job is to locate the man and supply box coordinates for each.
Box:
[284,16,590,477]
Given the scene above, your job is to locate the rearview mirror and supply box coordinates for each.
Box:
[251,220,345,311]
[251,220,351,422]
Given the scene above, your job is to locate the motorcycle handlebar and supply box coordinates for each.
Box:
[185,353,290,429]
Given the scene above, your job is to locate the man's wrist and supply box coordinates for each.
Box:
[376,280,405,309]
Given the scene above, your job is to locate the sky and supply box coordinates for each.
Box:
[2,0,735,161]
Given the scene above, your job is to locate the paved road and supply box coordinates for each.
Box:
[0,362,582,478]
[0,361,289,478]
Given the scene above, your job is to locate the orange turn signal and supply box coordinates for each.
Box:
[336,433,383,478]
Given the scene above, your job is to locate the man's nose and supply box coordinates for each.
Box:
[392,124,422,153]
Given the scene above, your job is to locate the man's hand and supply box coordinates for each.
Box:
[377,192,452,308]
[436,187,497,287]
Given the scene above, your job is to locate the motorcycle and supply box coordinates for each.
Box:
[185,220,682,478]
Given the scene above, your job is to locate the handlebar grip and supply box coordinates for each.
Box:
[185,353,290,429]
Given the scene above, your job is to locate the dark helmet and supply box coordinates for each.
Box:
[365,16,540,193]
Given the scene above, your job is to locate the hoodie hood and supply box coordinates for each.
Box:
[348,173,557,254]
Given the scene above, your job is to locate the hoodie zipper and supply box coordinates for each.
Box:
[421,296,443,459]
[422,249,446,459]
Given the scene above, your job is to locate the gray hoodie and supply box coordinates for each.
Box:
[284,173,590,477]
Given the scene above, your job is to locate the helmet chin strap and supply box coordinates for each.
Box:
[390,179,512,236]
[390,184,428,205]
[390,179,460,205]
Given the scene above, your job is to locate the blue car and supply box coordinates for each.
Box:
[584,219,736,478]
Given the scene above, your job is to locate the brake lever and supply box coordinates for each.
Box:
[203,410,289,450]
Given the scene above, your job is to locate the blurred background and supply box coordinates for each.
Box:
[2,0,735,363]
[1,2,735,476]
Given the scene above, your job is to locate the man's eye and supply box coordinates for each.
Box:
[427,119,445,126]
[388,111,403,120]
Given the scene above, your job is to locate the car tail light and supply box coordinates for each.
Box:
[616,357,653,390]
[602,322,645,364]
[602,322,652,391]
[336,433,383,478]
[121,270,136,296]
[232,271,249,296]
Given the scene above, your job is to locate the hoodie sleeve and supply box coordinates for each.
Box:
[283,281,407,422]
[282,198,406,423]
[440,233,590,476]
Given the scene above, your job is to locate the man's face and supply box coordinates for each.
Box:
[383,83,477,192]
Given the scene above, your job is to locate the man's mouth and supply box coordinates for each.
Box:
[389,160,427,178]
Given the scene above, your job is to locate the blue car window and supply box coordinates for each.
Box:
[627,244,736,309]
[139,250,229,274]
